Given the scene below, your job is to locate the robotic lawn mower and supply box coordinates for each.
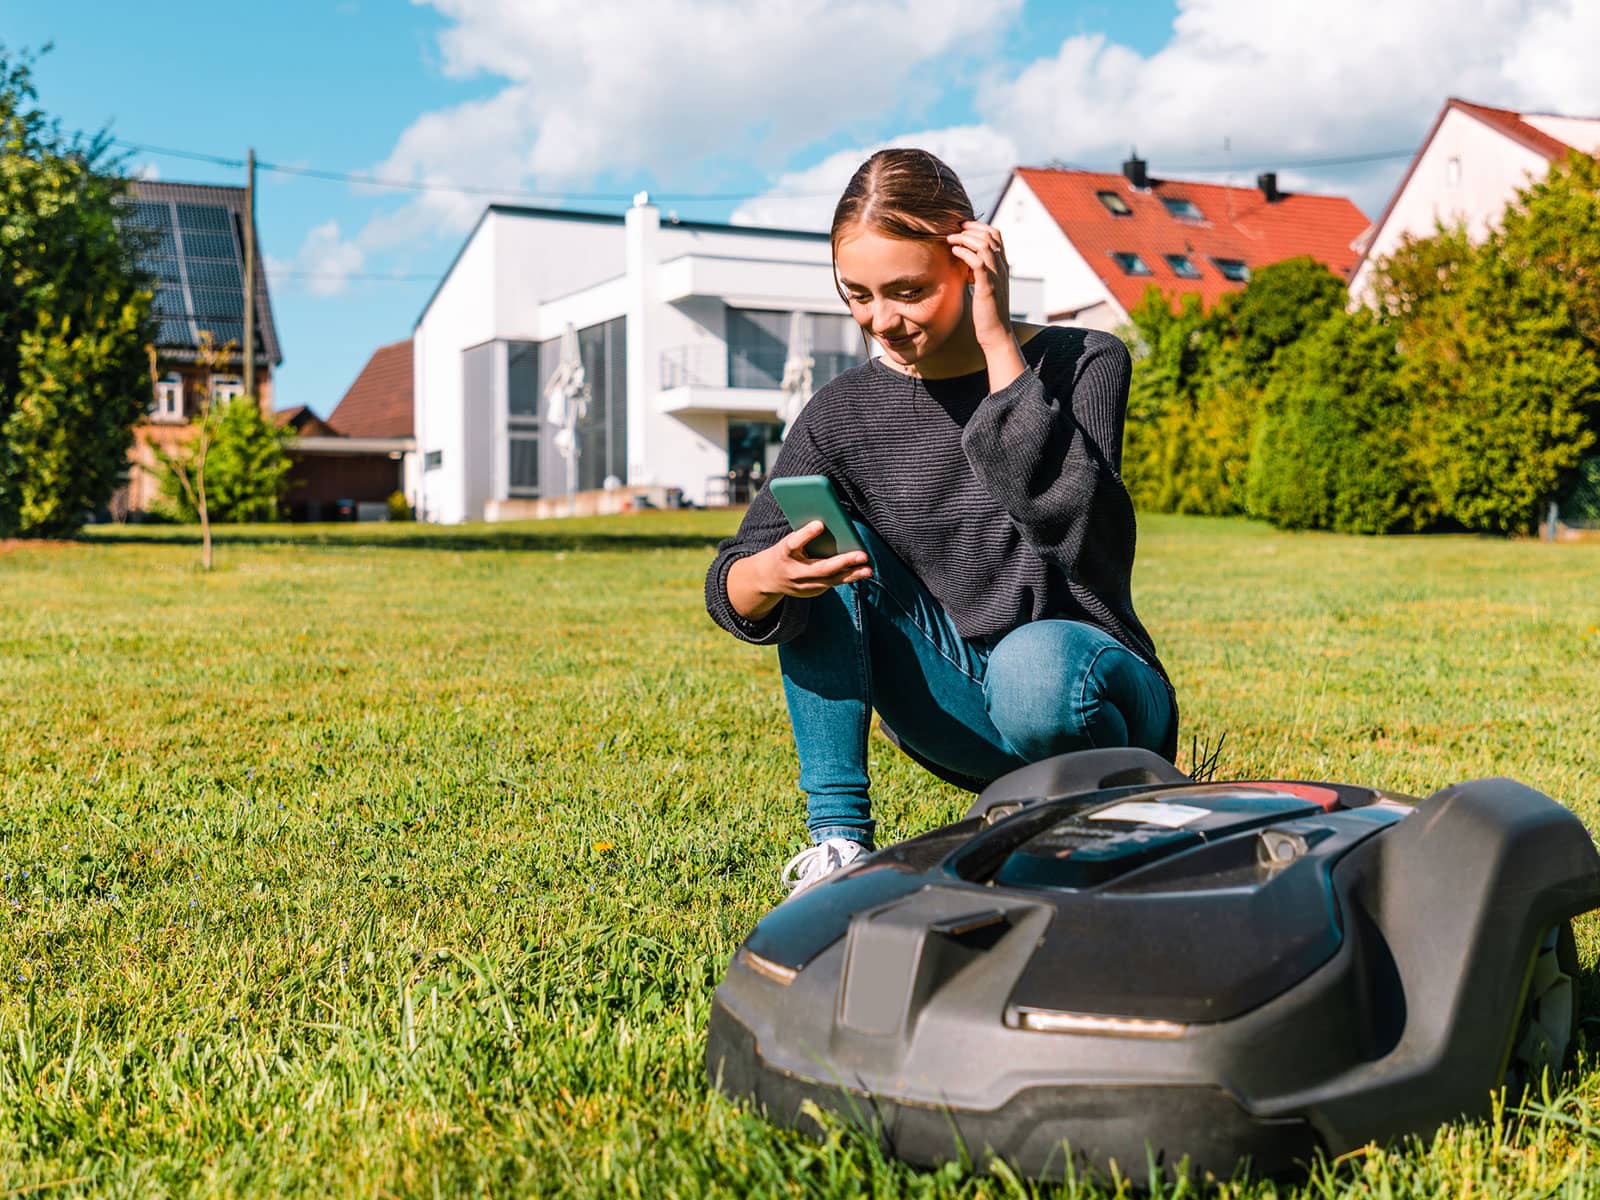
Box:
[706,748,1600,1180]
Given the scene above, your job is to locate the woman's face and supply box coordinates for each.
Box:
[833,225,970,369]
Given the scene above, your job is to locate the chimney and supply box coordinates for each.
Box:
[1122,150,1149,190]
[1257,172,1281,203]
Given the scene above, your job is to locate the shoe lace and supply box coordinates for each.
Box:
[781,839,861,891]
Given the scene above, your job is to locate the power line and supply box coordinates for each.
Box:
[110,134,1413,207]
[274,269,438,282]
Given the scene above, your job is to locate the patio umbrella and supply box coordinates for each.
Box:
[543,323,590,514]
[780,310,814,439]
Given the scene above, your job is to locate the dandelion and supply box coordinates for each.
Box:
[593,841,614,853]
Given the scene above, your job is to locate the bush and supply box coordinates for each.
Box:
[1247,310,1429,534]
[0,47,154,537]
[157,394,292,523]
[1121,292,1255,516]
[386,490,413,521]
[1382,160,1600,535]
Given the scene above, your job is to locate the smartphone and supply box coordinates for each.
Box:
[768,475,866,558]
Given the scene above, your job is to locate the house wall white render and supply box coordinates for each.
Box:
[990,177,1123,328]
[414,217,499,525]
[1350,108,1556,303]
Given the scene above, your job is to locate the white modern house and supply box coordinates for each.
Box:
[412,196,1045,521]
[1349,98,1600,304]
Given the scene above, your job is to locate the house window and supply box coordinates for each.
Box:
[528,315,628,496]
[1164,254,1203,279]
[1446,156,1461,187]
[1159,196,1204,221]
[210,374,244,404]
[1211,258,1250,282]
[509,433,539,492]
[1096,190,1132,216]
[424,450,443,471]
[727,309,862,391]
[1110,252,1153,276]
[153,373,184,422]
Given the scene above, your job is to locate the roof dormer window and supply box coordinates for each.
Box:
[1097,190,1133,216]
[1212,257,1250,282]
[1164,254,1203,279]
[1159,196,1204,221]
[1111,252,1153,276]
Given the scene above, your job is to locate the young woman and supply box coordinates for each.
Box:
[704,148,1177,896]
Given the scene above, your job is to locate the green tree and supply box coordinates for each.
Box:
[1220,256,1348,386]
[1120,290,1251,515]
[0,45,154,537]
[158,394,291,525]
[1246,309,1429,534]
[1380,156,1600,534]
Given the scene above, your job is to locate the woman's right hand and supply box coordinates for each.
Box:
[726,522,873,621]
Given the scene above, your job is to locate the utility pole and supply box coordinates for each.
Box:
[243,147,256,401]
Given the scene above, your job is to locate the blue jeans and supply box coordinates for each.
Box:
[778,523,1174,849]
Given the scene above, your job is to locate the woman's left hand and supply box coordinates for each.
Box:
[947,221,1014,353]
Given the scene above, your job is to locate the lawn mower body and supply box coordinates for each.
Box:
[706,749,1600,1180]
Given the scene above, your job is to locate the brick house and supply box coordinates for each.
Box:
[115,180,282,517]
[282,339,416,521]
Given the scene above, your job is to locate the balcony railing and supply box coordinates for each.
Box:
[662,345,864,393]
[660,345,727,390]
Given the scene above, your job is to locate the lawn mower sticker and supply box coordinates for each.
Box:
[1088,801,1210,827]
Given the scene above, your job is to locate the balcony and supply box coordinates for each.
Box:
[656,253,838,309]
[656,344,865,419]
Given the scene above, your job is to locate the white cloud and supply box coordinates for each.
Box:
[292,220,365,297]
[343,0,1020,246]
[730,125,1022,231]
[714,0,1600,237]
[971,0,1600,218]
[302,0,1600,290]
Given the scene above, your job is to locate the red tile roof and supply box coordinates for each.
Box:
[274,405,340,436]
[1448,98,1578,161]
[1011,167,1371,317]
[328,339,413,438]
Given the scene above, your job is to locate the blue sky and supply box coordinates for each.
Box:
[6,1,1597,416]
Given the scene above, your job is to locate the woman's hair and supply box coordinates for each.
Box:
[830,148,975,251]
[830,149,974,314]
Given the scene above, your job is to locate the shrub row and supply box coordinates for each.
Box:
[1120,153,1600,536]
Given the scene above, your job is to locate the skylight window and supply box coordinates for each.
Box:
[1212,258,1250,282]
[1097,190,1132,216]
[1111,252,1153,276]
[1164,254,1202,279]
[1160,196,1204,221]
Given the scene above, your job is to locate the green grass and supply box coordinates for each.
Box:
[2,511,1599,1198]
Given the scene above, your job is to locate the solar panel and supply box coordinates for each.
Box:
[175,203,232,233]
[185,260,242,289]
[129,201,173,228]
[119,190,273,364]
[193,320,245,346]
[157,319,193,346]
[181,232,238,260]
[143,256,184,283]
[190,288,243,320]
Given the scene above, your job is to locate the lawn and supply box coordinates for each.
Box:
[2,512,1599,1198]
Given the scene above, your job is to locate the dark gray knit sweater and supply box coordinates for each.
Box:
[704,326,1170,694]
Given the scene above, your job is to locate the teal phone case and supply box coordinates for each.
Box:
[769,475,866,558]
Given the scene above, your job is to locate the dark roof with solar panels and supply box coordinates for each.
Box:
[122,181,283,366]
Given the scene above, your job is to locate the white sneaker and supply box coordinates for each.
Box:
[781,837,869,899]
